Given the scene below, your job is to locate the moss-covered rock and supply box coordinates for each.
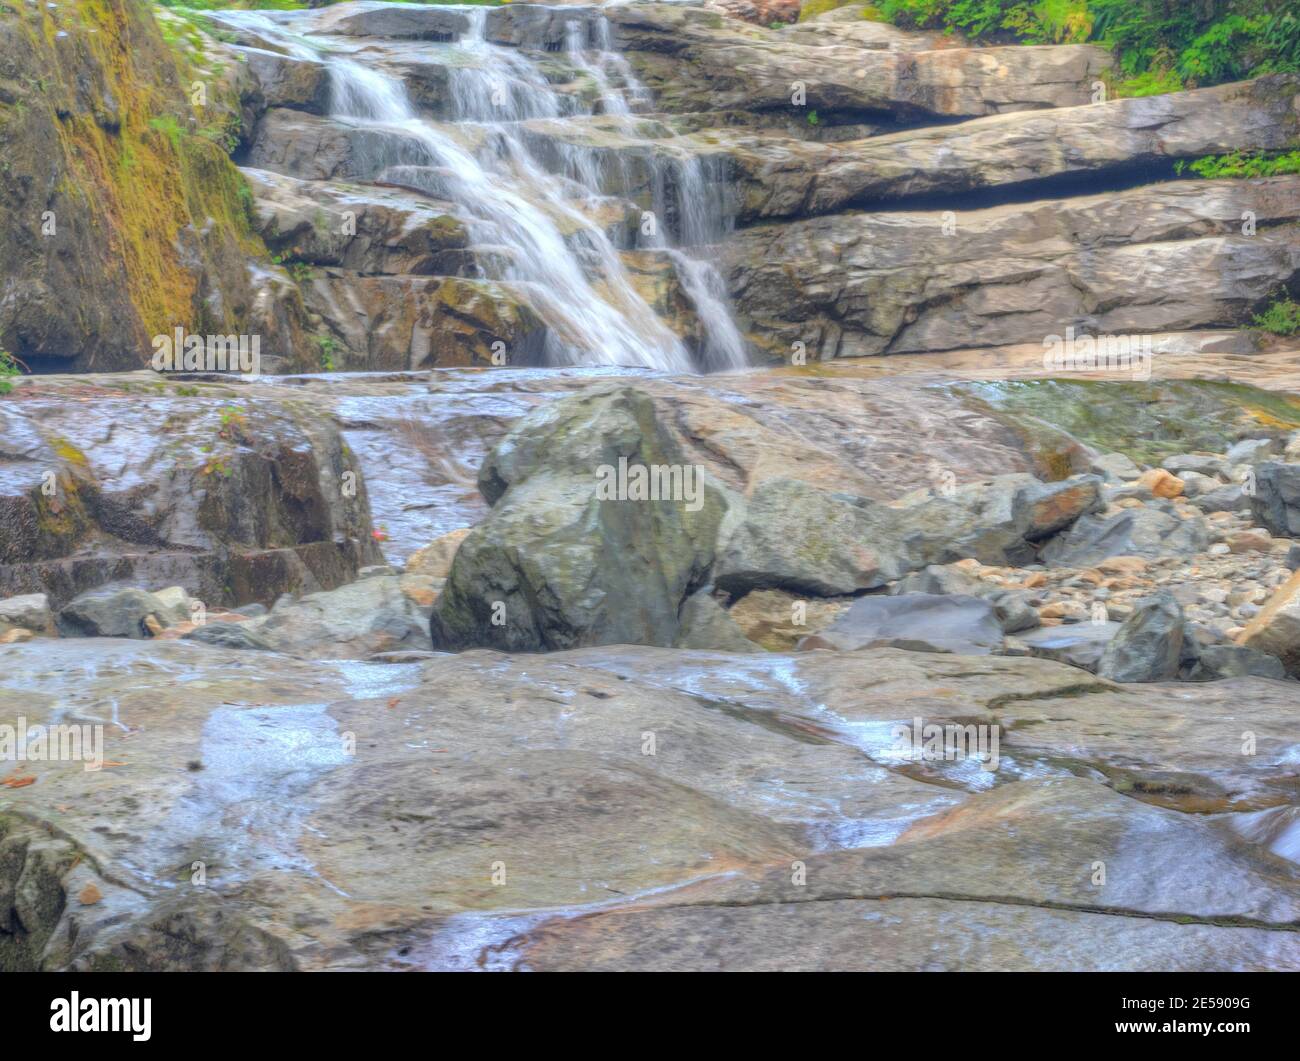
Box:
[0,0,308,370]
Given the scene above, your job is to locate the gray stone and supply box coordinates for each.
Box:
[891,565,1038,632]
[1226,438,1280,464]
[674,590,763,653]
[1176,470,1221,498]
[254,574,432,659]
[1183,643,1288,682]
[1090,452,1142,481]
[1009,622,1120,672]
[1041,507,1210,566]
[1248,463,1300,537]
[182,622,276,652]
[798,593,1003,655]
[0,593,54,635]
[1164,454,1231,479]
[57,586,167,639]
[715,478,892,596]
[1098,593,1184,683]
[1190,483,1250,514]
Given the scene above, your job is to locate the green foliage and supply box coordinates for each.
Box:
[1175,149,1300,179]
[1254,297,1300,336]
[876,0,1300,91]
[0,349,21,396]
[314,335,340,372]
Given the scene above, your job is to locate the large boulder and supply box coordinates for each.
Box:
[884,474,1102,569]
[57,586,170,639]
[713,478,894,596]
[429,387,732,651]
[0,390,382,609]
[1097,593,1184,683]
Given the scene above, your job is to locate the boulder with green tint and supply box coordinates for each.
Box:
[430,387,734,651]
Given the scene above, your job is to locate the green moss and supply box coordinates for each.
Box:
[963,378,1300,465]
[8,0,272,354]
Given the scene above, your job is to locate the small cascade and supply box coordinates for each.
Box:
[214,4,749,373]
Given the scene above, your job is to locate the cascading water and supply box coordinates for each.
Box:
[213,4,748,373]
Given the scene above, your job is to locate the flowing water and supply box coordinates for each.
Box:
[212,4,748,372]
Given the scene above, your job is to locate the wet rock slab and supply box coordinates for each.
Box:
[5,640,1298,970]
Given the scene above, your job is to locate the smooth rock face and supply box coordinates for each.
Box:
[726,75,1300,219]
[8,640,1299,971]
[1011,621,1121,672]
[1098,593,1184,683]
[799,593,1003,654]
[430,387,731,651]
[725,176,1300,358]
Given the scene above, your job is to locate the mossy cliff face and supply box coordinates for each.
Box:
[0,0,308,371]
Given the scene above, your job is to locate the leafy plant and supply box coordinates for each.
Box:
[876,0,1300,90]
[0,348,23,396]
[315,335,341,371]
[1254,297,1300,336]
[1175,150,1300,179]
[217,405,249,442]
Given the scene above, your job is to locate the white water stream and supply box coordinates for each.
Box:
[213,4,748,372]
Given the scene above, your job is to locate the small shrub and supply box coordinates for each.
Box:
[1254,298,1300,337]
[0,349,22,396]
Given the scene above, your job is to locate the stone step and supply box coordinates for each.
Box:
[723,174,1300,359]
[721,73,1300,220]
[608,2,1113,123]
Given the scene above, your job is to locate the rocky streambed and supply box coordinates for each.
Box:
[2,0,1300,972]
[5,355,1300,971]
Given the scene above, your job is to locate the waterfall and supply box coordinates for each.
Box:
[214,4,748,373]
